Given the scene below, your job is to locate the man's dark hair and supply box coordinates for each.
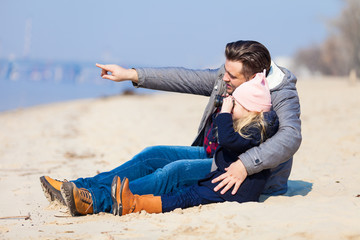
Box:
[225,40,271,80]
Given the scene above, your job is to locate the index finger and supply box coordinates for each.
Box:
[95,63,109,71]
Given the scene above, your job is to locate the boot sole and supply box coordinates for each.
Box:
[118,178,127,216]
[61,182,80,217]
[40,176,65,205]
[111,176,119,215]
[111,176,125,216]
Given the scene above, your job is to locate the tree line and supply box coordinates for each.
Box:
[294,0,360,77]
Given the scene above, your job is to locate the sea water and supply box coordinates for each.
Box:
[0,59,152,112]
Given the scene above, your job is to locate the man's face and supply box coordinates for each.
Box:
[222,60,247,94]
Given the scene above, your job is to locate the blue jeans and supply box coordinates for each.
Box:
[72,145,212,213]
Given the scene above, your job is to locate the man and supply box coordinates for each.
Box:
[40,40,301,216]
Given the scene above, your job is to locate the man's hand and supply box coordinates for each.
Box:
[95,63,138,83]
[211,160,248,195]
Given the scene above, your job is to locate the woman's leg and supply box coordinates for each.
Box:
[230,169,271,202]
[111,177,221,216]
[110,170,270,216]
[161,169,271,213]
[161,185,225,213]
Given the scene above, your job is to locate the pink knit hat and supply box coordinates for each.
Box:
[232,70,272,112]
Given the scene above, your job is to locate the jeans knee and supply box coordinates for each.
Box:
[138,145,166,158]
[132,146,159,164]
[150,164,177,184]
[160,161,186,179]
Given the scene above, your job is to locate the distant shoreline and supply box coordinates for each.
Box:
[0,80,154,113]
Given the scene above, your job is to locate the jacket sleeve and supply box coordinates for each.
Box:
[215,113,260,153]
[135,67,220,96]
[239,69,302,175]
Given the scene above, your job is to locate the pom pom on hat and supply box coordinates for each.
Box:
[232,70,272,112]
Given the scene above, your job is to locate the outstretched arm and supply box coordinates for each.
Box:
[96,63,220,96]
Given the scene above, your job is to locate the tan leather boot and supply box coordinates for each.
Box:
[61,182,93,216]
[111,176,162,216]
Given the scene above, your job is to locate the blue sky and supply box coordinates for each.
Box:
[1,0,343,68]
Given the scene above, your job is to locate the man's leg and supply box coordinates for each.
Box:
[129,158,213,195]
[90,158,212,213]
[74,146,212,213]
[72,145,208,188]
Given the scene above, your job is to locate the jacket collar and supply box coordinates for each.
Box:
[267,61,285,90]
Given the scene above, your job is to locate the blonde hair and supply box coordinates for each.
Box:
[233,112,268,142]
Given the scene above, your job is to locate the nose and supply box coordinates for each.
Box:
[223,73,229,82]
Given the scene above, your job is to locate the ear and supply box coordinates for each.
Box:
[262,74,270,89]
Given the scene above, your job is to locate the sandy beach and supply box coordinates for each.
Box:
[0,77,359,239]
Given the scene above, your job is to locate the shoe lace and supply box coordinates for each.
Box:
[79,188,93,211]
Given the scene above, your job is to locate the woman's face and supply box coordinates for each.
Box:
[232,101,250,120]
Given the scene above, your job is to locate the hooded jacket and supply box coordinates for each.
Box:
[135,62,302,195]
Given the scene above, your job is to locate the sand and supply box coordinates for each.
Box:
[0,77,359,239]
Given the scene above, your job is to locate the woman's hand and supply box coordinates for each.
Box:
[211,160,248,195]
[220,96,234,113]
[96,63,138,83]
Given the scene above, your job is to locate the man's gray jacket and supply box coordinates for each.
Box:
[135,62,302,195]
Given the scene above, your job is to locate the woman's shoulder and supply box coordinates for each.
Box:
[263,109,279,137]
[263,109,278,124]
